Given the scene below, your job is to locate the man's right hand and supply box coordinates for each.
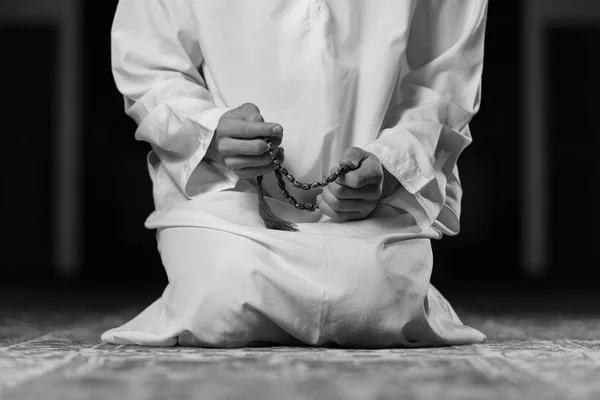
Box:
[213,103,284,179]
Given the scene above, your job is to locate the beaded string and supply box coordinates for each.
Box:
[256,138,351,231]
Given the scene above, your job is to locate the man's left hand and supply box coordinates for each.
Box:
[317,147,400,222]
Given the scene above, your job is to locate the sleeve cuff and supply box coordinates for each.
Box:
[378,180,440,231]
[182,107,240,198]
[136,103,237,198]
[363,129,435,194]
[363,129,441,230]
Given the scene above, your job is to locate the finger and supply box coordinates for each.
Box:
[264,132,283,148]
[327,181,381,200]
[337,156,383,189]
[339,146,370,170]
[328,166,381,197]
[321,187,376,213]
[317,194,367,223]
[235,165,277,179]
[222,119,284,140]
[226,153,273,170]
[276,147,285,164]
[218,137,268,156]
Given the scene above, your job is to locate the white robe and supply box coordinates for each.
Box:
[102,0,489,347]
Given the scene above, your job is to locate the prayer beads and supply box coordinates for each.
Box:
[261,138,350,212]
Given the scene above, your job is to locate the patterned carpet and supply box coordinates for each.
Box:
[1,283,599,400]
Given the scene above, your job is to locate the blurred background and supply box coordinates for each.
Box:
[1,0,599,294]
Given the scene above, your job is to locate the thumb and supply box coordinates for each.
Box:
[339,146,369,170]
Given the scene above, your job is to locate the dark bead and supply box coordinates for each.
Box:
[300,183,310,190]
[280,168,288,175]
[305,203,316,211]
[295,203,304,210]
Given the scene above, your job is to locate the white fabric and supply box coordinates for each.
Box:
[102,0,489,347]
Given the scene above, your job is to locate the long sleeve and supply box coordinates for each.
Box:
[112,0,235,198]
[363,0,488,234]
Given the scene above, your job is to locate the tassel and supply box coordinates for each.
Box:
[256,175,298,232]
